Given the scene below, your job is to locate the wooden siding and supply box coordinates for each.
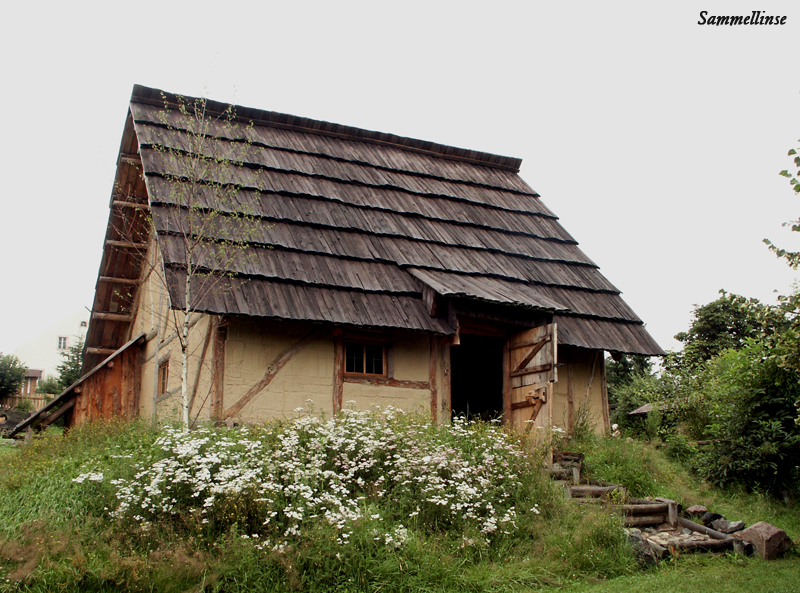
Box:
[72,341,142,425]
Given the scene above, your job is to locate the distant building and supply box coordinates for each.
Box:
[19,369,42,395]
[12,309,89,381]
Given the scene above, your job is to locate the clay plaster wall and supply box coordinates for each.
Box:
[551,346,608,435]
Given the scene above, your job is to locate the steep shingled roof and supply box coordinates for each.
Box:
[90,85,663,358]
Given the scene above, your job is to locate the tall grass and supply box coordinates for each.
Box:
[0,411,637,592]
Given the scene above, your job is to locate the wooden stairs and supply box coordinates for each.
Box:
[549,451,741,558]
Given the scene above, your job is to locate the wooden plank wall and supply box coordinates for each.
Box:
[70,345,142,426]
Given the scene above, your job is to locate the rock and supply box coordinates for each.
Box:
[709,518,730,533]
[684,505,707,517]
[733,522,793,560]
[628,532,659,566]
[701,511,724,526]
[726,520,745,534]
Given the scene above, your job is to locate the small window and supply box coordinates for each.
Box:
[57,336,68,350]
[345,343,385,375]
[158,360,170,396]
[80,321,87,328]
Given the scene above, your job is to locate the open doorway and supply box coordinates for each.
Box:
[450,334,504,420]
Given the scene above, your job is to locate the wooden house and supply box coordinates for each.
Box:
[14,85,663,437]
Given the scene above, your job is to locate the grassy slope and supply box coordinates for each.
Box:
[0,420,798,592]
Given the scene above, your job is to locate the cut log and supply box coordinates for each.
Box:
[611,503,669,516]
[655,497,679,527]
[678,517,732,541]
[672,539,733,553]
[569,485,625,498]
[624,515,667,527]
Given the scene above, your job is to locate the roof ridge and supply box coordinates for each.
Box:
[131,84,523,173]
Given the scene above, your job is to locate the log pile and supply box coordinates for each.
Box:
[549,451,794,561]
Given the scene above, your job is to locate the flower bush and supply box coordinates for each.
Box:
[76,406,540,551]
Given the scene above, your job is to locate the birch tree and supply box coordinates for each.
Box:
[148,94,259,426]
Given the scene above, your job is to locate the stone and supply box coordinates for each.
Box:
[733,522,793,560]
[701,511,723,526]
[684,505,707,517]
[726,520,745,534]
[710,518,730,533]
[628,532,659,566]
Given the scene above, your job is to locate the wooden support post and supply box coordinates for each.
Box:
[333,331,344,415]
[188,319,215,418]
[429,335,438,423]
[655,497,679,527]
[600,353,610,433]
[211,320,227,422]
[441,340,451,422]
[502,340,511,425]
[584,351,598,406]
[567,359,575,436]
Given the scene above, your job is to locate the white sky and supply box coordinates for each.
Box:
[1,1,797,355]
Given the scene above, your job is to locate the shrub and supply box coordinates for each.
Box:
[691,342,800,495]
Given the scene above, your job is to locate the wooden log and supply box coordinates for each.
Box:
[119,152,141,165]
[85,347,118,356]
[554,452,585,463]
[40,398,76,428]
[92,312,134,323]
[655,497,679,527]
[569,485,625,498]
[99,276,141,285]
[612,503,669,516]
[646,539,668,559]
[672,539,733,552]
[548,468,573,480]
[624,515,667,527]
[105,240,146,250]
[112,199,149,211]
[678,518,732,541]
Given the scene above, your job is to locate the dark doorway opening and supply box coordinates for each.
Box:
[450,334,504,421]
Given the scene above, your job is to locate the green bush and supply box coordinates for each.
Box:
[690,342,800,495]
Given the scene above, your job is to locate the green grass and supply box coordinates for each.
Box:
[0,418,798,592]
[563,554,800,593]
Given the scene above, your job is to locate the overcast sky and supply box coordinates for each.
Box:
[1,1,797,356]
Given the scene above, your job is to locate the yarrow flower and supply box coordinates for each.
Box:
[76,407,537,547]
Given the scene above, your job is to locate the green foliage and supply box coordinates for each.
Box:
[609,373,664,435]
[765,139,800,268]
[689,342,800,495]
[671,290,777,371]
[36,375,60,395]
[0,353,26,399]
[605,354,652,399]
[571,436,661,498]
[55,335,84,390]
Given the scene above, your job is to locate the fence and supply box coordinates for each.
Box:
[1,395,48,412]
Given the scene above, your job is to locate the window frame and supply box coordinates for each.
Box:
[343,341,388,377]
[57,336,68,350]
[157,358,170,396]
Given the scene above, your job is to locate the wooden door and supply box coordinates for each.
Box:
[504,323,557,432]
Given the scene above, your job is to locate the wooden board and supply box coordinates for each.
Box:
[505,323,557,433]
